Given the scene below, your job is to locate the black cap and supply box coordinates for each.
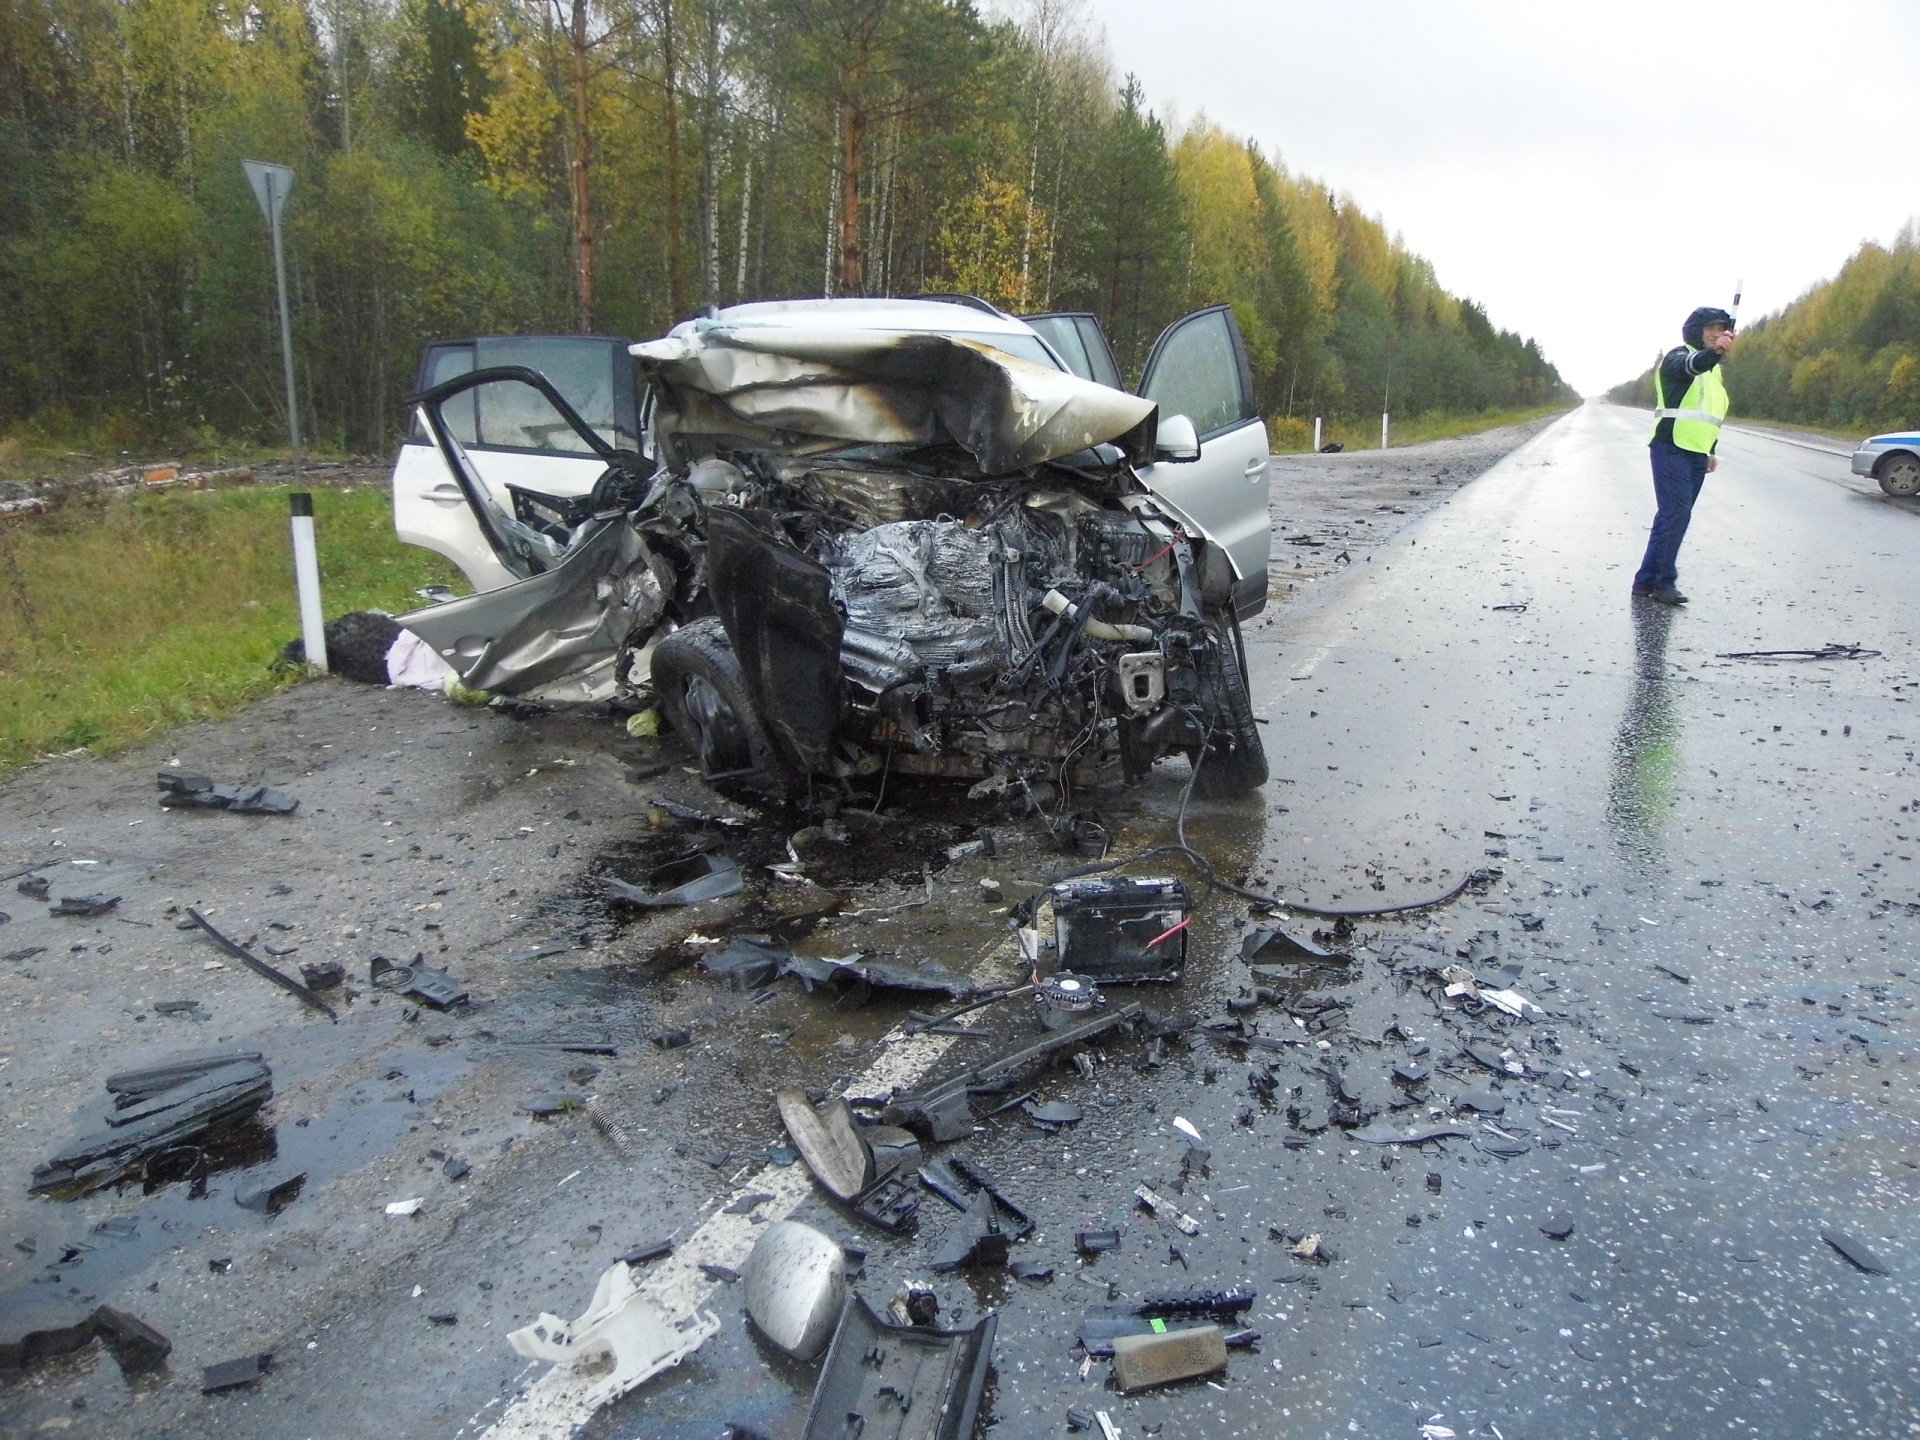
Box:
[1682,306,1735,346]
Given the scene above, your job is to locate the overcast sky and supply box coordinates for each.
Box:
[1076,0,1920,394]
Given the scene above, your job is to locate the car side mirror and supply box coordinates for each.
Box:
[1155,413,1201,463]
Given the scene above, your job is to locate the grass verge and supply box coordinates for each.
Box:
[1272,403,1575,454]
[0,485,459,779]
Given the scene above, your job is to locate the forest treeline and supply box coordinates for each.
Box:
[1609,223,1920,434]
[1,0,1571,453]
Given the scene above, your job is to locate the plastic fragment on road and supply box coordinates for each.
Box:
[508,1260,720,1410]
[1171,1116,1206,1146]
[1348,1120,1472,1145]
[1095,1412,1122,1440]
[369,953,468,1010]
[1241,923,1348,963]
[1419,1422,1458,1440]
[603,853,743,907]
[32,1052,273,1195]
[1822,1227,1890,1275]
[744,1221,846,1361]
[235,1172,306,1214]
[1135,1184,1201,1235]
[1478,987,1545,1021]
[776,1086,874,1202]
[1110,1323,1228,1392]
[188,909,338,1021]
[202,1352,273,1393]
[799,1294,995,1440]
[1076,1229,1120,1255]
[385,1198,424,1217]
[158,771,299,815]
[1539,1212,1575,1241]
[52,893,121,916]
[929,1189,1008,1271]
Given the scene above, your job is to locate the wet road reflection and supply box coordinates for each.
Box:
[1606,598,1680,867]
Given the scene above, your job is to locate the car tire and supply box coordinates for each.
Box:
[1877,452,1920,498]
[651,618,799,798]
[1187,613,1269,798]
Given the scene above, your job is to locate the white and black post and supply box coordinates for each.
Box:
[1313,416,1323,452]
[290,493,327,673]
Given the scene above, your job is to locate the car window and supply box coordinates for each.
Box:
[1073,317,1123,390]
[415,344,476,443]
[473,337,620,452]
[951,331,1060,370]
[1140,310,1254,438]
[1022,316,1094,380]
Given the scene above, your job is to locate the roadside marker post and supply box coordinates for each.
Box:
[242,159,302,487]
[1381,411,1391,450]
[1313,416,1322,451]
[290,493,327,674]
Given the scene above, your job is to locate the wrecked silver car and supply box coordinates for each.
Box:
[396,299,1272,802]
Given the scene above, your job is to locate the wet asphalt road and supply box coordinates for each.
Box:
[3,403,1915,1439]
[587,400,1916,1440]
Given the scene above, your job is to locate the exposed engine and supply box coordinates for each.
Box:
[641,450,1261,806]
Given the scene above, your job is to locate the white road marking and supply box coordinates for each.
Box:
[471,944,1017,1438]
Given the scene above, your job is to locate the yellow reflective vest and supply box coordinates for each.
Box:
[1651,347,1730,454]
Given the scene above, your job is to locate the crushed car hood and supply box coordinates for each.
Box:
[632,324,1158,475]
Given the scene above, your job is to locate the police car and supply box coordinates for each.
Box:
[1853,430,1920,498]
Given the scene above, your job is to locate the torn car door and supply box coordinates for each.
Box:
[395,515,670,703]
[393,337,641,591]
[1131,305,1272,618]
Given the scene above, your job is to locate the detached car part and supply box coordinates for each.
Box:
[801,1294,996,1440]
[743,1220,847,1361]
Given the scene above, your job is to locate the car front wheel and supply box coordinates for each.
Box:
[1878,452,1920,498]
[650,618,799,798]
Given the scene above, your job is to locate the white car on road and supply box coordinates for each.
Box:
[1852,429,1920,497]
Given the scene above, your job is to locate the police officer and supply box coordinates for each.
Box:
[1633,306,1735,604]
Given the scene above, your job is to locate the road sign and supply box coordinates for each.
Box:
[243,159,294,225]
[241,160,302,486]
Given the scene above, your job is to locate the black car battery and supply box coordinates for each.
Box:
[1048,875,1192,982]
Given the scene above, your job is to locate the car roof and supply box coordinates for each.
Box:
[678,297,1037,339]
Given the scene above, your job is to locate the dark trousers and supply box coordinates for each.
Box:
[1634,439,1709,591]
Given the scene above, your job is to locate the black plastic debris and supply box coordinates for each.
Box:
[799,1295,994,1440]
[17,874,51,900]
[652,1027,693,1050]
[1,1304,173,1378]
[724,1192,776,1216]
[699,1262,741,1284]
[1822,1228,1891,1275]
[1076,1229,1120,1255]
[620,1238,673,1266]
[428,1312,458,1326]
[188,910,338,1021]
[1050,876,1191,981]
[930,1190,1007,1271]
[780,951,975,999]
[885,1002,1141,1142]
[700,937,788,990]
[1009,1260,1055,1282]
[4,946,46,963]
[1716,643,1882,662]
[33,1051,273,1195]
[1392,1061,1430,1085]
[1539,1213,1575,1241]
[1653,963,1692,984]
[1241,923,1348,963]
[153,999,205,1018]
[299,961,345,991]
[442,1156,471,1181]
[235,1172,306,1215]
[1025,1099,1083,1127]
[603,853,743,907]
[1347,1120,1471,1146]
[1080,1288,1257,1355]
[1474,1134,1532,1158]
[92,1305,172,1375]
[917,1157,1033,1238]
[158,772,298,815]
[201,1352,273,1393]
[369,953,467,1010]
[52,894,120,917]
[851,1172,921,1232]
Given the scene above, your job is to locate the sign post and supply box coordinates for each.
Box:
[242,160,301,485]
